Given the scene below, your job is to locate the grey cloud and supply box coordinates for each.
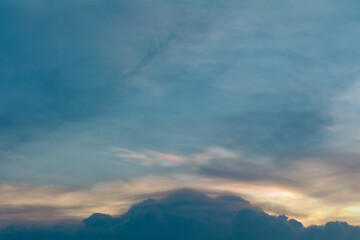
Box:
[2,0,358,152]
[1,0,360,188]
[1,189,360,240]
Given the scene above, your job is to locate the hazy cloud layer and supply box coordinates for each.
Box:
[1,190,359,240]
[1,0,360,226]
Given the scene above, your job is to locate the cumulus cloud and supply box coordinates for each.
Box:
[1,189,359,240]
[2,174,360,226]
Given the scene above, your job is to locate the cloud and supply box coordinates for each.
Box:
[109,146,240,167]
[3,174,360,226]
[2,0,360,167]
[1,1,360,236]
[327,80,360,151]
[110,147,190,166]
[1,189,360,240]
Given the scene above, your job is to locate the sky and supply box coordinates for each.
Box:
[2,190,360,240]
[1,0,360,228]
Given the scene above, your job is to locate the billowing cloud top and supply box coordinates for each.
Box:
[1,190,359,240]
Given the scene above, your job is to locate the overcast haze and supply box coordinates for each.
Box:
[1,0,360,233]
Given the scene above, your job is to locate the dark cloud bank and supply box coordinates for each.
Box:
[0,190,359,240]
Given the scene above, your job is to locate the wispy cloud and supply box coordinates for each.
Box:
[109,146,241,166]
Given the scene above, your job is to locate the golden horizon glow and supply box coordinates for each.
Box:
[1,174,360,227]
